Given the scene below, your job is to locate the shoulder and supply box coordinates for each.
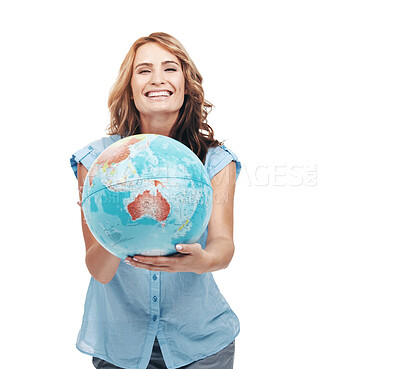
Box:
[205,143,242,181]
[70,135,121,178]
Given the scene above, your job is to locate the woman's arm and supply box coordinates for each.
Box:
[125,161,238,273]
[77,163,121,284]
[201,160,237,271]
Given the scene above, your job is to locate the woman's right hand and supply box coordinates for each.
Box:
[77,185,86,224]
[77,163,121,284]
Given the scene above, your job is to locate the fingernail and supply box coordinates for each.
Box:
[132,257,139,262]
[124,260,131,265]
[176,245,183,250]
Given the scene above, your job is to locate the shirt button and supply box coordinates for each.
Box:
[153,315,157,321]
[153,296,158,302]
[152,274,157,281]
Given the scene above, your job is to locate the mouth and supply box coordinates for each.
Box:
[144,90,173,99]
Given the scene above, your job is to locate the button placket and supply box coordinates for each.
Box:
[150,271,160,326]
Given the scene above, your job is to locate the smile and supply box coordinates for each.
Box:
[145,90,173,99]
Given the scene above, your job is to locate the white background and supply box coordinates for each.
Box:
[1,1,399,368]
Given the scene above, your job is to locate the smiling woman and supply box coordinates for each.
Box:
[107,32,217,165]
[130,43,186,135]
[70,32,241,369]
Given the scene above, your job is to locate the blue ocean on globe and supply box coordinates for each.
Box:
[81,134,213,259]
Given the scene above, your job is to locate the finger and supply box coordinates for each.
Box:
[175,243,201,254]
[125,256,139,263]
[124,257,135,265]
[77,200,87,225]
[175,244,187,253]
[129,259,171,272]
[134,255,174,267]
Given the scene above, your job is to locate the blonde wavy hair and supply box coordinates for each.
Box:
[106,32,222,164]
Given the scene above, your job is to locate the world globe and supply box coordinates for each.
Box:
[81,134,213,259]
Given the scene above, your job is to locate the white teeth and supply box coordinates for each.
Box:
[146,91,172,98]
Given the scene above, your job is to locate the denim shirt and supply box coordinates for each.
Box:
[70,135,241,369]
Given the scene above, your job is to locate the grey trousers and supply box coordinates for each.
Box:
[92,338,235,369]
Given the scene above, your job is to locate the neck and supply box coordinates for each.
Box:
[139,112,179,137]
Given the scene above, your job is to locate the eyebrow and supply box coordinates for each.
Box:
[134,60,180,70]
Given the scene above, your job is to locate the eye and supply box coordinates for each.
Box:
[138,70,151,74]
[165,68,177,72]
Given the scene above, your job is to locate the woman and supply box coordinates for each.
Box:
[70,32,241,369]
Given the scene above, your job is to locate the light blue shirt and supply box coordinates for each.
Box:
[70,135,241,369]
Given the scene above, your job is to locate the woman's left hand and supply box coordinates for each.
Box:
[124,243,212,274]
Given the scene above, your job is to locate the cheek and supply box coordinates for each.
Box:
[173,73,185,92]
[133,90,142,101]
[131,79,143,98]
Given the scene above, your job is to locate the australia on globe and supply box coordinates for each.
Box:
[81,134,213,259]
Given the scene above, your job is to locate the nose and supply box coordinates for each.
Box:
[150,68,166,85]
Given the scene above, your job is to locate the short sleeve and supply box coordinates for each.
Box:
[206,144,242,181]
[70,135,122,179]
[70,144,98,179]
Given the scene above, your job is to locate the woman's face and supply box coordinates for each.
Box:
[131,42,186,121]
